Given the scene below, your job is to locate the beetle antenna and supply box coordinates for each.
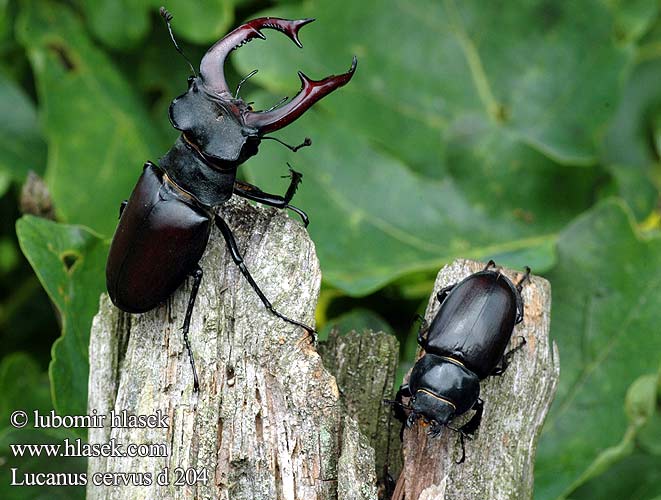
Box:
[262,136,312,152]
[159,7,198,78]
[235,69,258,98]
[265,95,290,112]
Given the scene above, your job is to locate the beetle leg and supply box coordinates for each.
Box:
[456,432,467,464]
[492,337,526,376]
[384,384,412,440]
[459,398,484,436]
[392,383,412,420]
[405,412,418,429]
[515,292,525,324]
[181,265,203,392]
[214,214,316,338]
[118,200,127,218]
[516,266,531,291]
[483,259,496,271]
[414,314,430,348]
[233,172,309,227]
[436,284,455,305]
[514,266,531,323]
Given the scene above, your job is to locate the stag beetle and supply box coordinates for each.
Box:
[389,261,530,462]
[106,9,356,391]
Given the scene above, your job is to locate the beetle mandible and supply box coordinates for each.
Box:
[390,261,530,462]
[106,8,357,391]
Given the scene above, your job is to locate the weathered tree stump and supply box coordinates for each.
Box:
[320,329,403,492]
[87,204,556,500]
[87,199,377,500]
[392,259,559,500]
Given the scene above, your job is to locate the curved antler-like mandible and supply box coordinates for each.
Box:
[245,56,357,133]
[200,17,314,96]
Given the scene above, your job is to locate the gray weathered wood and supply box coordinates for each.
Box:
[392,259,559,500]
[338,416,378,500]
[319,329,402,486]
[87,198,376,500]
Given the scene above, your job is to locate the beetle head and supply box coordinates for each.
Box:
[168,17,357,164]
[409,390,456,429]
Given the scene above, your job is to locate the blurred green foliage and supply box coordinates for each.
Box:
[0,0,660,498]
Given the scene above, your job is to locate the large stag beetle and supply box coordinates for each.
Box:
[106,8,356,391]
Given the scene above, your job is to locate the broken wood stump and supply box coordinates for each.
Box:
[87,199,379,500]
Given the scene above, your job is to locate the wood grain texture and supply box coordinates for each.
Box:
[320,329,402,493]
[87,198,376,500]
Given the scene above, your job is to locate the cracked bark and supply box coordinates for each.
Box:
[392,260,559,500]
[87,199,377,500]
[86,202,555,500]
[319,329,402,492]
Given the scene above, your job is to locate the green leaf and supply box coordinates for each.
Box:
[242,110,590,295]
[16,0,167,236]
[235,0,629,169]
[625,372,659,424]
[637,371,661,456]
[569,452,661,500]
[600,60,661,219]
[0,69,46,181]
[535,200,661,499]
[226,0,628,295]
[0,352,52,427]
[16,216,108,418]
[162,0,234,45]
[79,0,152,50]
[606,0,659,43]
[0,0,9,42]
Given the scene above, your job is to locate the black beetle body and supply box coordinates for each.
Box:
[393,262,530,459]
[106,10,356,391]
[107,161,212,314]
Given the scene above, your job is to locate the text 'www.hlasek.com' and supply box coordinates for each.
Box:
[6,409,209,488]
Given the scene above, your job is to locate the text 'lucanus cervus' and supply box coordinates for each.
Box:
[389,261,530,462]
[106,8,357,392]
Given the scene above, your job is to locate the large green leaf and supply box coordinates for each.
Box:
[568,372,661,499]
[600,59,661,219]
[0,69,46,188]
[570,452,661,500]
[78,0,236,50]
[163,0,235,45]
[16,0,167,236]
[16,216,107,418]
[241,110,592,295]
[535,200,661,499]
[235,0,629,169]
[79,0,152,50]
[228,0,630,295]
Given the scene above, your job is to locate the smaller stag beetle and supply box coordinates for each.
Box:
[388,261,530,462]
[106,9,356,392]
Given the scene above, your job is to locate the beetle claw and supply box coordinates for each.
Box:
[245,56,357,133]
[200,18,317,97]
